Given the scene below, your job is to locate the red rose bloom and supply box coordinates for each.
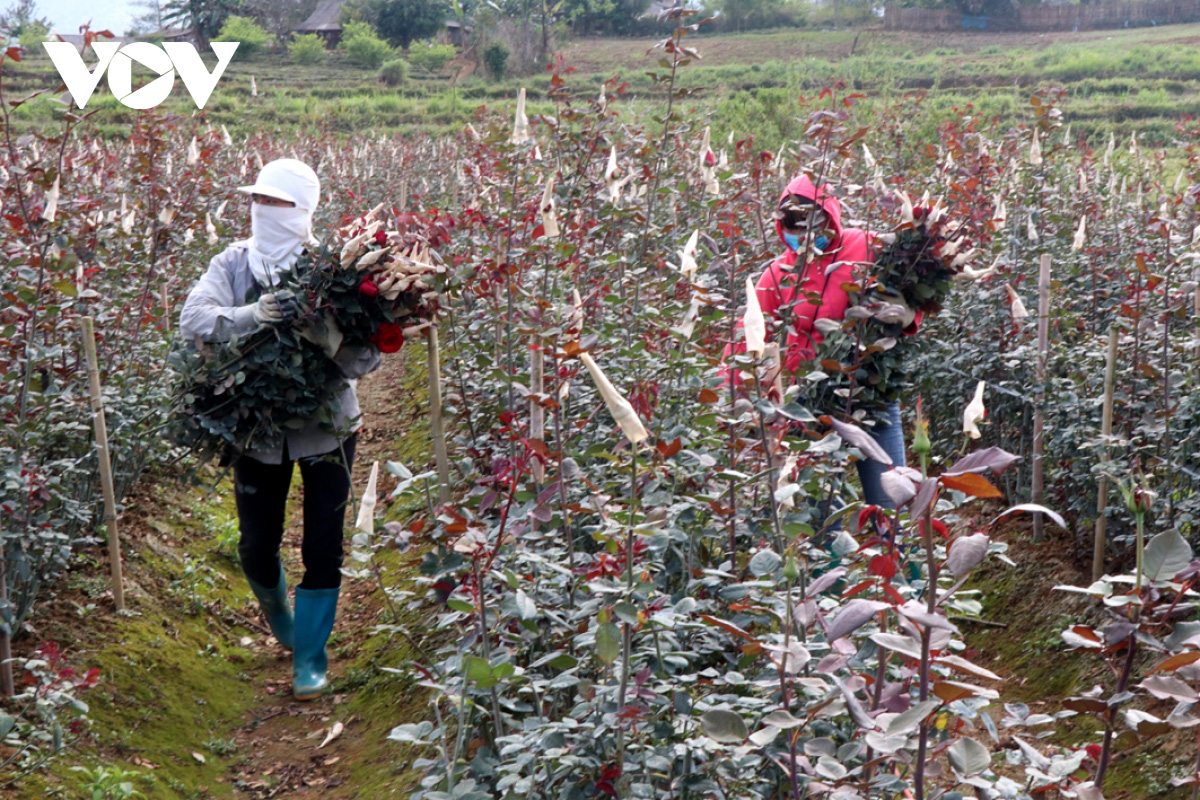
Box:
[360,276,380,297]
[372,322,405,353]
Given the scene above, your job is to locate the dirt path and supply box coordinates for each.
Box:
[212,348,422,798]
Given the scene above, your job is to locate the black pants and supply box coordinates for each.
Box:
[232,434,357,590]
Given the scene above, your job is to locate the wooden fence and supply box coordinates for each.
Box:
[884,0,1200,32]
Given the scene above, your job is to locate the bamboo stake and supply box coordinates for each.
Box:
[1093,324,1119,582]
[1032,254,1051,543]
[160,282,170,331]
[426,325,451,504]
[82,317,125,611]
[1194,264,1199,361]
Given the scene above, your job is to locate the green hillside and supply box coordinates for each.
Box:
[12,23,1200,146]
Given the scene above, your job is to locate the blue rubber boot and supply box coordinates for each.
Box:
[292,586,340,701]
[246,563,295,651]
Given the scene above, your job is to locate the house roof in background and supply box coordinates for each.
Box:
[140,27,194,40]
[294,0,345,32]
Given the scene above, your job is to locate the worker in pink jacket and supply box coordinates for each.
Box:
[754,174,921,370]
[727,173,922,509]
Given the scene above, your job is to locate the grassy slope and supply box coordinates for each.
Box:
[965,514,1194,799]
[9,23,1200,146]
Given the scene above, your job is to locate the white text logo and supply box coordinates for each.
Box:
[42,41,239,110]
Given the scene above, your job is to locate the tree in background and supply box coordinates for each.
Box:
[247,0,318,38]
[407,41,456,74]
[898,0,1021,15]
[955,0,1020,16]
[163,0,244,45]
[378,57,409,84]
[342,18,394,67]
[0,0,50,38]
[128,0,168,35]
[558,0,649,36]
[483,41,507,80]
[375,0,447,49]
[288,31,326,61]
[713,0,789,32]
[216,14,270,52]
[469,0,556,77]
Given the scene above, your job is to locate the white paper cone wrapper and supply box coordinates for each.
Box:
[743,277,766,358]
[355,461,379,534]
[579,352,648,445]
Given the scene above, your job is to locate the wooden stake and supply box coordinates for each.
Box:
[426,325,451,504]
[82,317,125,611]
[160,282,170,331]
[1032,254,1051,543]
[1093,324,1119,582]
[1194,264,1199,360]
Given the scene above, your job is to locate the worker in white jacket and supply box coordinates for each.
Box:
[179,158,379,701]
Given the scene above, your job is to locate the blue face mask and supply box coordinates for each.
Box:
[784,233,831,253]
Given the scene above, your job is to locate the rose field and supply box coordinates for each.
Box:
[6,15,1200,800]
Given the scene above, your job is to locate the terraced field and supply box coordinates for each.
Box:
[10,22,1200,147]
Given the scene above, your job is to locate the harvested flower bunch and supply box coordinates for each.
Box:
[809,194,986,416]
[305,204,444,354]
[169,205,443,460]
[871,194,979,316]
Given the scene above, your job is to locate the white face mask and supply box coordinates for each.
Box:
[249,204,312,286]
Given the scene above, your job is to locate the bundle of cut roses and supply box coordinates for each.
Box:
[808,193,987,416]
[169,205,443,460]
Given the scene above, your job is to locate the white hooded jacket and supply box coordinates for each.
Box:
[179,160,380,464]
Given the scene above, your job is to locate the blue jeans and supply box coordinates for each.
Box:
[857,400,907,509]
[819,401,907,533]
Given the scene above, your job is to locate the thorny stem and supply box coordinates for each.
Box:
[1135,511,1145,592]
[552,366,576,590]
[914,500,937,800]
[787,735,804,800]
[633,28,684,318]
[446,307,479,448]
[472,555,505,741]
[616,450,639,780]
[1095,615,1139,788]
[726,249,741,561]
[448,679,471,792]
[502,165,522,458]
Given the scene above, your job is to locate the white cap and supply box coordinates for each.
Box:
[237,158,320,212]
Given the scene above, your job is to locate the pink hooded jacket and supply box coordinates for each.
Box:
[725,174,922,379]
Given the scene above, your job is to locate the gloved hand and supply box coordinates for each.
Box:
[296,312,343,359]
[253,291,301,325]
[873,287,917,328]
